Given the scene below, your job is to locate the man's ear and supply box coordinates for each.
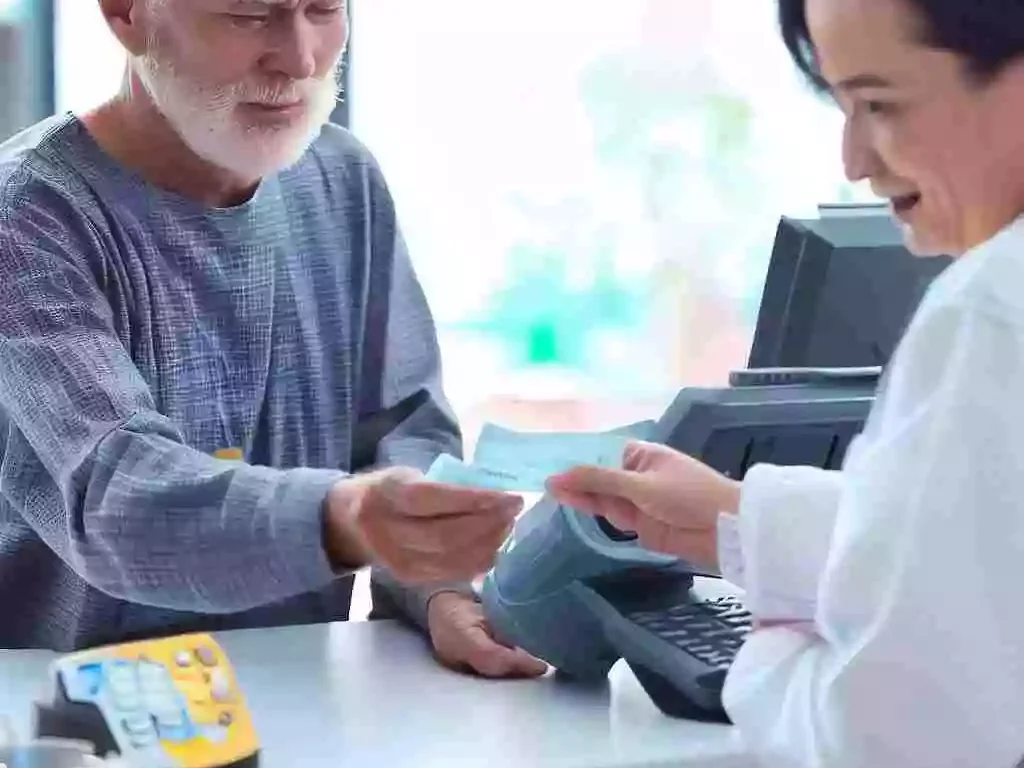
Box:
[96,0,149,57]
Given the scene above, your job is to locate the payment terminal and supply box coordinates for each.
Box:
[32,633,258,768]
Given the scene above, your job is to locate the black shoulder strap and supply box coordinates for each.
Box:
[349,243,431,471]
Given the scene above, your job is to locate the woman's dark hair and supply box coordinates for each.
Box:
[778,0,1024,93]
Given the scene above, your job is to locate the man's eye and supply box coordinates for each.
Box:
[227,13,269,28]
[309,4,344,17]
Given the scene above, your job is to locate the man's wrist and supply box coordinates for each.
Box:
[426,585,479,624]
[426,589,461,615]
[322,480,373,571]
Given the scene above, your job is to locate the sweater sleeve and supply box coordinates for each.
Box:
[0,209,347,613]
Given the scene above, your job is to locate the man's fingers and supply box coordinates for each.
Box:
[394,482,525,517]
[461,626,510,677]
[374,507,514,583]
[485,647,548,678]
[356,466,423,490]
[506,648,549,677]
[392,505,515,552]
[463,629,547,678]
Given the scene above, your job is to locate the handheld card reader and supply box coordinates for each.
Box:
[480,497,751,723]
[32,633,258,768]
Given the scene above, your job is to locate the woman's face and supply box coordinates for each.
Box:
[806,0,1024,256]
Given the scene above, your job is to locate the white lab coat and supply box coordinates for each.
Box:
[718,214,1024,768]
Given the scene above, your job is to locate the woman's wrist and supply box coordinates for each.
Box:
[717,476,743,516]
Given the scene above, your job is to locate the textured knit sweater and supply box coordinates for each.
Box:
[0,114,462,650]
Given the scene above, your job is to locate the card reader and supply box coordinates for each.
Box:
[32,633,258,767]
[481,497,751,722]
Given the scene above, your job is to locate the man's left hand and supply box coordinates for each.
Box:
[427,591,548,678]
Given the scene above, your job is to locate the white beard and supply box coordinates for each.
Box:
[132,53,341,179]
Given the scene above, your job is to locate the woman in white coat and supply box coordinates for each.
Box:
[547,1,1024,765]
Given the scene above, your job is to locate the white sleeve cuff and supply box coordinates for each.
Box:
[717,512,745,588]
[737,464,844,622]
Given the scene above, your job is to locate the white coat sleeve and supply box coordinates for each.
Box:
[718,465,845,621]
[722,301,1024,768]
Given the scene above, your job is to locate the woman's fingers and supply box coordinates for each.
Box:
[547,465,644,499]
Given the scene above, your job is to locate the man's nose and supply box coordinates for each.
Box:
[267,20,318,80]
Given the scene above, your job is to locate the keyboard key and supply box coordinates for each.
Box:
[112,689,143,713]
[75,663,104,698]
[196,646,219,667]
[157,722,192,743]
[210,669,233,703]
[106,664,143,712]
[107,663,137,692]
[139,662,174,693]
[156,709,185,728]
[626,610,662,621]
[121,713,155,748]
[628,596,752,677]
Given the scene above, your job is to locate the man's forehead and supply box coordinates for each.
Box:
[182,0,345,11]
[198,0,306,7]
[229,0,346,5]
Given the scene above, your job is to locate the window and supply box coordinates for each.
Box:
[54,0,876,434]
[349,0,874,436]
[50,0,875,621]
[0,0,54,140]
[54,0,124,114]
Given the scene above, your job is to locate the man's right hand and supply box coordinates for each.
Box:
[323,468,523,584]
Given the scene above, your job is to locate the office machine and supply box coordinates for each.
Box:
[482,209,945,723]
[481,372,878,723]
[31,633,259,767]
[748,209,951,368]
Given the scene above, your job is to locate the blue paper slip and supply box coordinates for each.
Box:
[474,420,655,468]
[424,420,657,492]
[423,453,524,492]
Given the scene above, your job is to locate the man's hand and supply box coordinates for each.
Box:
[324,467,523,583]
[426,591,548,678]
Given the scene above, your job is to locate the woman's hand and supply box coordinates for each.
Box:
[546,440,741,570]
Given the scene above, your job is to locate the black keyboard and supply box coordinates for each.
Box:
[626,595,752,670]
[622,595,752,722]
[585,571,755,723]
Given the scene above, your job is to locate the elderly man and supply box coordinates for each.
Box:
[0,0,546,678]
